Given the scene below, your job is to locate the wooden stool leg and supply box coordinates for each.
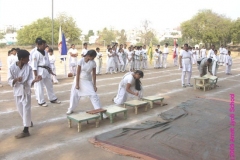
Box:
[145,104,148,112]
[110,115,113,123]
[135,106,138,114]
[100,113,103,120]
[149,101,153,108]
[124,111,127,119]
[68,119,72,128]
[96,118,99,127]
[87,120,89,124]
[124,104,126,108]
[161,100,163,107]
[78,122,81,132]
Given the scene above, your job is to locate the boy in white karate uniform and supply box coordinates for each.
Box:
[68,44,78,76]
[219,45,224,65]
[29,37,42,66]
[66,50,107,118]
[106,48,115,74]
[96,47,102,74]
[162,43,169,68]
[0,57,2,87]
[200,46,206,58]
[192,47,197,65]
[32,40,61,107]
[225,51,232,75]
[134,47,140,70]
[8,50,40,138]
[195,47,200,59]
[48,48,59,84]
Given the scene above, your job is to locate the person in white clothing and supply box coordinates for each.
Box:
[68,44,78,76]
[207,45,218,76]
[126,47,134,71]
[32,40,61,107]
[66,50,107,118]
[114,70,144,105]
[219,45,224,65]
[179,44,193,88]
[123,44,128,71]
[223,46,228,66]
[96,47,102,74]
[29,37,42,65]
[105,45,111,73]
[191,47,197,65]
[48,48,58,84]
[117,48,125,72]
[172,44,179,66]
[8,50,41,139]
[134,47,140,70]
[81,43,88,57]
[156,45,162,67]
[196,47,200,59]
[200,46,206,58]
[0,57,2,87]
[112,45,118,73]
[162,43,169,68]
[225,51,232,75]
[106,48,115,74]
[7,48,18,69]
[154,49,160,69]
[142,45,148,69]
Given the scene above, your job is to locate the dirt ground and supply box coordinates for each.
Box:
[0,48,239,160]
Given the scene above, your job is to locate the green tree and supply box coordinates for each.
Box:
[0,32,4,39]
[96,28,117,45]
[181,9,232,46]
[84,30,94,41]
[139,20,159,45]
[231,18,240,44]
[17,13,81,45]
[117,29,127,44]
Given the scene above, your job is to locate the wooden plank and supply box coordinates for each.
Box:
[67,112,100,122]
[124,100,148,107]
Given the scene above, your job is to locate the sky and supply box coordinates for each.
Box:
[0,0,239,34]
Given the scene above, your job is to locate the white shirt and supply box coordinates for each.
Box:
[154,52,159,59]
[163,47,169,54]
[69,48,78,63]
[219,47,223,54]
[78,58,96,81]
[121,73,135,87]
[29,47,37,65]
[127,51,133,60]
[207,49,215,58]
[225,55,232,65]
[81,48,88,56]
[7,54,18,69]
[48,54,56,69]
[223,48,228,55]
[31,50,51,78]
[8,62,33,98]
[180,50,192,65]
[96,52,102,59]
[172,47,179,55]
[200,48,206,54]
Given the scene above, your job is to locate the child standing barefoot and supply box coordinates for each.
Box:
[66,50,107,118]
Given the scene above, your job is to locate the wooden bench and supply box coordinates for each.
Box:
[142,96,164,108]
[194,77,210,91]
[124,100,149,114]
[103,106,127,123]
[203,75,218,89]
[67,113,100,132]
[86,108,107,120]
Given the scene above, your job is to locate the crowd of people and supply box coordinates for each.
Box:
[0,37,233,139]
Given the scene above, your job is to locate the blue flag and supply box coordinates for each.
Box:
[61,33,67,55]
